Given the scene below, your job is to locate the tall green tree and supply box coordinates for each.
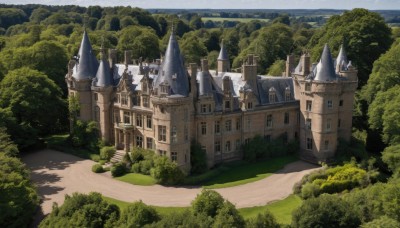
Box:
[0,68,66,137]
[118,201,160,227]
[117,26,160,60]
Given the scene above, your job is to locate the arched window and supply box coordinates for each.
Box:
[94,106,100,122]
[269,87,276,103]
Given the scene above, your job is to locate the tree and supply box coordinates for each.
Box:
[233,23,293,73]
[150,156,184,185]
[180,34,208,64]
[267,59,286,76]
[40,192,119,228]
[0,68,66,137]
[382,144,400,175]
[292,194,361,228]
[192,189,225,218]
[361,216,400,228]
[190,140,208,175]
[148,210,213,227]
[118,201,160,227]
[29,7,51,23]
[0,153,39,227]
[246,210,280,228]
[213,201,245,228]
[308,8,393,87]
[117,26,160,60]
[0,127,18,156]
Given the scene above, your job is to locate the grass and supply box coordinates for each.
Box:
[116,173,157,186]
[202,17,270,23]
[102,196,188,216]
[192,155,297,189]
[239,194,302,225]
[103,194,301,224]
[44,133,99,160]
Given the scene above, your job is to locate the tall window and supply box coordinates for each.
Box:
[285,87,291,101]
[324,140,329,150]
[94,106,100,122]
[136,114,142,127]
[158,125,166,142]
[146,115,152,128]
[143,97,149,108]
[146,137,153,149]
[269,92,276,103]
[305,83,311,91]
[306,118,312,130]
[339,100,344,107]
[236,118,241,130]
[306,100,312,111]
[135,96,141,106]
[123,111,130,124]
[225,120,232,132]
[171,126,177,143]
[136,136,143,148]
[306,138,313,150]
[225,141,231,152]
[114,111,120,123]
[171,152,177,162]
[201,122,207,135]
[235,139,241,150]
[184,125,188,142]
[327,100,333,109]
[94,93,98,101]
[201,104,212,113]
[266,115,273,128]
[121,93,128,105]
[215,141,221,153]
[115,94,120,103]
[158,150,166,156]
[225,101,230,109]
[284,112,289,124]
[247,102,253,109]
[215,121,221,134]
[326,118,332,131]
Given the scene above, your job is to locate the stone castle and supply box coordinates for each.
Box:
[66,29,358,171]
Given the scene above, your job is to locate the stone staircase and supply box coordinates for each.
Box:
[110,150,126,163]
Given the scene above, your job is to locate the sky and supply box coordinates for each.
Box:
[0,0,399,10]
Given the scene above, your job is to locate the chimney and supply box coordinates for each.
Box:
[301,53,310,76]
[108,49,117,68]
[124,50,132,66]
[201,59,209,72]
[190,63,198,99]
[285,54,295,77]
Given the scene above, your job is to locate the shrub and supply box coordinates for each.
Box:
[118,201,160,227]
[139,160,154,175]
[301,182,320,199]
[100,146,116,161]
[90,154,100,162]
[111,163,126,177]
[150,156,184,185]
[130,151,144,164]
[190,141,208,175]
[131,163,140,173]
[213,201,245,228]
[246,210,280,228]
[192,189,225,217]
[92,164,104,173]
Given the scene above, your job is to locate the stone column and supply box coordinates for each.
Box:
[124,131,129,152]
[114,129,119,148]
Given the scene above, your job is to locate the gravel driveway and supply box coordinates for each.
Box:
[22,149,319,215]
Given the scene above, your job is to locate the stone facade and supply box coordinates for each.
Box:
[66,30,357,171]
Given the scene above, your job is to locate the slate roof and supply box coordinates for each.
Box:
[217,40,229,61]
[335,45,348,72]
[93,49,113,87]
[153,32,189,96]
[313,44,338,81]
[72,30,99,80]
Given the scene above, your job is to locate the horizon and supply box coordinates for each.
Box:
[0,0,399,10]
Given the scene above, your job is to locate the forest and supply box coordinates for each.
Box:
[0,3,400,227]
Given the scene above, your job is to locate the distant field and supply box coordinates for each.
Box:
[202,17,270,23]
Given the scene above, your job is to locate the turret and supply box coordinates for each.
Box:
[217,40,230,73]
[314,44,337,81]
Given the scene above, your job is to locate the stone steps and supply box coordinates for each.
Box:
[110,150,126,163]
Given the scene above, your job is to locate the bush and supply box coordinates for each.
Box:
[118,201,160,227]
[131,163,140,173]
[111,163,126,177]
[92,164,104,173]
[213,201,245,228]
[100,146,116,161]
[90,154,100,162]
[150,156,184,185]
[130,151,144,164]
[190,141,208,175]
[246,210,280,228]
[139,160,154,175]
[192,189,225,217]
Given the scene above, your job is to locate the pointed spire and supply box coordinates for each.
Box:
[335,44,348,72]
[73,30,99,80]
[153,27,189,96]
[218,39,229,61]
[314,44,337,81]
[94,47,113,87]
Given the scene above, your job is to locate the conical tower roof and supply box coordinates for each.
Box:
[153,29,189,96]
[314,44,337,81]
[94,48,113,87]
[335,44,348,72]
[73,30,99,80]
[217,40,229,61]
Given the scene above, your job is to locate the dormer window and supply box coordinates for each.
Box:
[142,82,147,93]
[160,84,170,94]
[305,83,311,91]
[247,102,253,109]
[285,87,291,101]
[121,93,128,105]
[269,87,276,103]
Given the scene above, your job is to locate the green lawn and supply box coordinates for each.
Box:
[200,155,298,189]
[116,173,157,186]
[239,194,302,225]
[44,134,99,160]
[103,194,301,224]
[202,17,270,23]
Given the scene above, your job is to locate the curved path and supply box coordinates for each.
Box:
[22,149,319,215]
